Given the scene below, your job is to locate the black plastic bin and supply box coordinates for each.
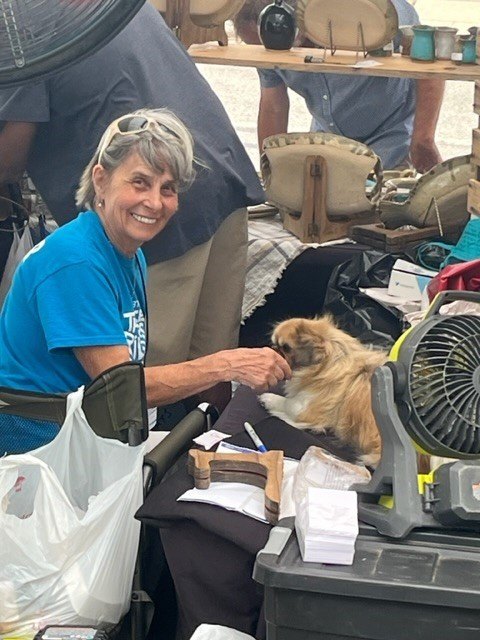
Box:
[254,520,480,640]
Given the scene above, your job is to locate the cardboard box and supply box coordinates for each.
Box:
[387,259,437,302]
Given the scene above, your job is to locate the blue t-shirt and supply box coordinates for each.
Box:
[258,0,419,169]
[0,211,147,394]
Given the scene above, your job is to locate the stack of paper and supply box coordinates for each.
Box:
[295,487,358,565]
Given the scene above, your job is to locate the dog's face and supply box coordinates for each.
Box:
[271,316,348,370]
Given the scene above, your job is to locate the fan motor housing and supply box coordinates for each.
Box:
[433,461,480,527]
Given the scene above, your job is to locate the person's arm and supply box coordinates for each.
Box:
[258,83,290,152]
[409,79,445,173]
[0,121,37,184]
[74,344,291,408]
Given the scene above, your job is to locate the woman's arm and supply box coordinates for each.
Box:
[74,344,291,408]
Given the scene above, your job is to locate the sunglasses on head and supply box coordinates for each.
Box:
[97,114,179,165]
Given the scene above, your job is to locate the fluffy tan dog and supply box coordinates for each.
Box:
[260,316,388,467]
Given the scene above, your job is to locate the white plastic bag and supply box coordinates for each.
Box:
[0,387,145,637]
[190,624,255,640]
[0,225,34,308]
[293,445,371,507]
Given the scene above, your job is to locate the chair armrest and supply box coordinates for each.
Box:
[144,404,218,487]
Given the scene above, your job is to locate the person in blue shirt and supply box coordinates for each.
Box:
[234,0,445,173]
[0,109,291,455]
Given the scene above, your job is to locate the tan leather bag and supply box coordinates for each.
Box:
[261,132,383,219]
[379,155,473,229]
[149,0,245,26]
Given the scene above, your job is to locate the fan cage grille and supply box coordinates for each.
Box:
[0,0,145,85]
[408,315,480,456]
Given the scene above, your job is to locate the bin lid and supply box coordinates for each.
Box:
[254,522,480,609]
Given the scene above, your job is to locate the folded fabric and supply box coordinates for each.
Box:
[441,217,480,267]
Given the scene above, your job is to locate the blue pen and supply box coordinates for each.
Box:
[244,421,268,453]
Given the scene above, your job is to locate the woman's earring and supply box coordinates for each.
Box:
[98,199,105,208]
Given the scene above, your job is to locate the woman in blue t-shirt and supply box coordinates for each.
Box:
[0,108,290,454]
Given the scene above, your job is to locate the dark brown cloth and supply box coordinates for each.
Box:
[137,386,357,640]
[239,244,369,347]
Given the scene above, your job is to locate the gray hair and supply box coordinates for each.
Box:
[76,108,196,211]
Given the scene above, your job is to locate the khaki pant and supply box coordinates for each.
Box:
[146,208,248,366]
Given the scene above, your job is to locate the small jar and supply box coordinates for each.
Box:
[411,25,435,62]
[461,34,477,63]
[399,26,414,56]
[451,35,463,63]
[434,26,457,60]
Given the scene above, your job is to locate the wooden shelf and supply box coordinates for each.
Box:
[190,44,480,82]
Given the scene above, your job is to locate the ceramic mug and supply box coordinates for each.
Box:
[410,25,435,62]
[434,26,458,60]
[399,26,414,56]
[451,35,464,63]
[460,35,477,63]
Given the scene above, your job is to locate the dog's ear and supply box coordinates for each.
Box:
[293,330,328,367]
[295,318,350,367]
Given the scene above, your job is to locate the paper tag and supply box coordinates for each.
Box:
[193,430,231,450]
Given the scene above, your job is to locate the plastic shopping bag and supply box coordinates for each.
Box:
[0,224,34,308]
[190,625,256,640]
[0,387,145,637]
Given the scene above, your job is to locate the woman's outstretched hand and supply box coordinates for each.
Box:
[218,347,292,392]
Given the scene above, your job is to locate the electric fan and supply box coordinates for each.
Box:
[0,0,146,88]
[354,290,480,538]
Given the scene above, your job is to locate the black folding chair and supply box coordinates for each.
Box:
[0,361,218,640]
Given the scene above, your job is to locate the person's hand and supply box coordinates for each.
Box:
[409,137,442,174]
[220,347,292,392]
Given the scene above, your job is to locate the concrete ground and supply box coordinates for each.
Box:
[194,0,479,170]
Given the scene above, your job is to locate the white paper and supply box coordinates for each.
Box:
[179,482,268,522]
[296,488,359,564]
[391,258,437,278]
[305,488,359,537]
[360,286,421,315]
[350,59,383,69]
[193,429,232,450]
[188,42,222,52]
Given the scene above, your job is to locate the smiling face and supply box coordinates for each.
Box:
[92,151,179,256]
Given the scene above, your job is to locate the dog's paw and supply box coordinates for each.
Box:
[359,451,381,469]
[259,392,283,413]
